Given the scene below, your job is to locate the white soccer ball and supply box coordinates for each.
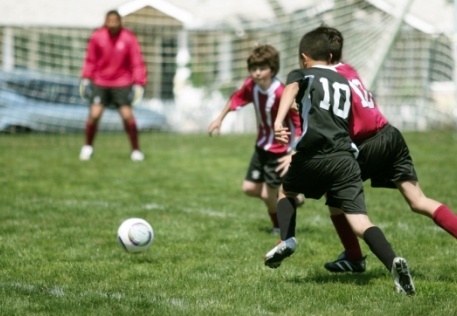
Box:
[117,218,154,253]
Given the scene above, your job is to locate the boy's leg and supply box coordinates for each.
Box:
[345,214,415,295]
[324,207,366,273]
[277,193,297,240]
[329,207,363,260]
[261,184,280,232]
[242,180,280,232]
[264,189,298,269]
[397,180,457,238]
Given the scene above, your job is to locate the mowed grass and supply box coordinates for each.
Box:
[1,130,457,315]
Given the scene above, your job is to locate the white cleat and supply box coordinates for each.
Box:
[131,150,145,161]
[264,237,297,269]
[79,145,93,161]
[391,257,415,295]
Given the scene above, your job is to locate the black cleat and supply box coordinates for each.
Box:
[324,251,366,273]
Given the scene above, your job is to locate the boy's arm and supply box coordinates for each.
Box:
[208,99,232,136]
[274,82,299,144]
[275,104,302,177]
[208,78,253,136]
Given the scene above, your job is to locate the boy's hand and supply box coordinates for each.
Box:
[208,119,223,136]
[276,154,292,177]
[274,123,290,145]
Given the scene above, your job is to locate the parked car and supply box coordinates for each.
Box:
[0,70,167,133]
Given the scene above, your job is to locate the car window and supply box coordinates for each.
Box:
[4,79,81,104]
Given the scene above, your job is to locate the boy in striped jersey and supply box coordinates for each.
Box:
[208,44,302,234]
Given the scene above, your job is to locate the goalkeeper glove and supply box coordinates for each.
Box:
[131,84,144,107]
[79,78,92,100]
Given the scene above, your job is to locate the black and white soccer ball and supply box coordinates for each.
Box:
[117,218,154,253]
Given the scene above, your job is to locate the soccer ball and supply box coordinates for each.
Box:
[117,218,154,253]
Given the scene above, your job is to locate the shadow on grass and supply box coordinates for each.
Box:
[126,256,157,264]
[257,226,313,235]
[286,270,386,286]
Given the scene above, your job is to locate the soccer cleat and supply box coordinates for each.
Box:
[270,227,280,235]
[264,237,297,269]
[295,195,305,207]
[324,251,366,273]
[131,150,145,161]
[391,257,415,295]
[79,145,93,160]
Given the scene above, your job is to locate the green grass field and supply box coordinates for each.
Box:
[1,131,457,315]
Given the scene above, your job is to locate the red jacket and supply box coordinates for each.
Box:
[82,27,147,87]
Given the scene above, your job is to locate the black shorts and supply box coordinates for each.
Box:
[245,146,286,188]
[282,152,366,214]
[90,85,133,108]
[357,124,418,188]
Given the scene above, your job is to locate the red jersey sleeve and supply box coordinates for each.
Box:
[229,78,255,111]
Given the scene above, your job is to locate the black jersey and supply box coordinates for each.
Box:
[286,66,356,157]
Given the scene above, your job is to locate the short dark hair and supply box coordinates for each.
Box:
[299,29,332,62]
[314,25,344,63]
[246,45,280,76]
[106,10,122,21]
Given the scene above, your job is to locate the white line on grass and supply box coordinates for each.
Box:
[0,281,124,300]
[0,281,189,307]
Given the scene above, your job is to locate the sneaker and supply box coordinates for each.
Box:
[270,227,280,235]
[324,251,366,273]
[131,150,144,161]
[264,237,297,269]
[296,195,305,207]
[391,257,415,295]
[79,145,93,160]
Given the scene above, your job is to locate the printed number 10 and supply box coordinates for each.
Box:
[319,77,351,119]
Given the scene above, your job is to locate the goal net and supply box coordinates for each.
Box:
[0,0,454,133]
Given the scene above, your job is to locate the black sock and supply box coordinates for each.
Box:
[363,226,396,271]
[277,197,297,240]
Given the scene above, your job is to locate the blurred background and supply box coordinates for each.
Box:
[0,0,455,134]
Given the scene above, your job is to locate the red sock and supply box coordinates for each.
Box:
[432,205,457,238]
[269,212,279,228]
[330,214,363,260]
[85,120,98,146]
[124,119,139,150]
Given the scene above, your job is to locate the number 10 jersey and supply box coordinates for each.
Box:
[286,66,357,158]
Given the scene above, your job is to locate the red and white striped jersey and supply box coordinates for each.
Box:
[229,77,302,154]
[335,63,388,144]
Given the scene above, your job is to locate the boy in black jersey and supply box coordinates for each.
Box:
[263,29,415,295]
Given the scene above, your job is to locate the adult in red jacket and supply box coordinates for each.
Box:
[79,10,147,161]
